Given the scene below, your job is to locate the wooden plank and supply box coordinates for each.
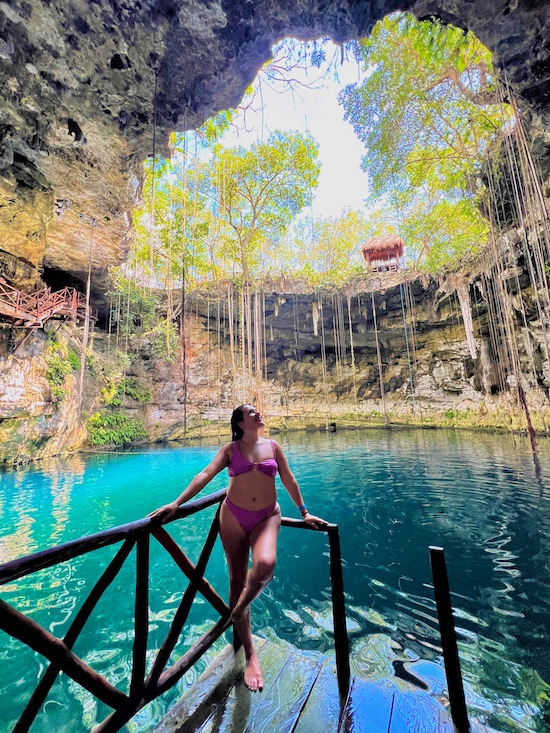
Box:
[154,637,291,733]
[153,642,246,733]
[242,652,322,733]
[338,678,394,733]
[131,533,150,696]
[293,660,343,733]
[388,690,443,733]
[195,640,295,733]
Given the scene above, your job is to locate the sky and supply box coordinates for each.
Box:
[218,42,371,221]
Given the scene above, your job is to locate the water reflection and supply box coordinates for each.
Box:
[0,454,87,562]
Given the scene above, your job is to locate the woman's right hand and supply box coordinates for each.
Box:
[148,501,180,523]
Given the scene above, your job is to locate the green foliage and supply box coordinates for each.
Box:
[108,275,159,337]
[146,320,180,363]
[101,375,152,406]
[200,130,321,281]
[100,375,120,406]
[118,377,152,403]
[87,411,149,446]
[67,348,81,371]
[444,408,472,423]
[277,209,370,285]
[338,12,512,272]
[45,341,79,404]
[131,129,321,288]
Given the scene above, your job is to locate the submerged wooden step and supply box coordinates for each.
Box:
[293,660,343,733]
[154,636,327,733]
[338,676,457,733]
[155,637,459,733]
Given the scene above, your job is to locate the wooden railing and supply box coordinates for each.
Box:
[429,546,470,733]
[0,489,349,732]
[0,278,90,327]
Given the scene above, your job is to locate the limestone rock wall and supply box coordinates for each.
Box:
[0,323,88,465]
[185,267,549,429]
[1,255,548,466]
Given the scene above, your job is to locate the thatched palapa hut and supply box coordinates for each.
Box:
[361,235,404,272]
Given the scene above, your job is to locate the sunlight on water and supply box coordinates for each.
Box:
[1,429,549,732]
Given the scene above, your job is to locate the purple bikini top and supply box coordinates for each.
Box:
[228,440,278,478]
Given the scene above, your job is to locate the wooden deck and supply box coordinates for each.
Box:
[154,637,467,733]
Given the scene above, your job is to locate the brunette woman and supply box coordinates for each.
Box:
[150,404,326,691]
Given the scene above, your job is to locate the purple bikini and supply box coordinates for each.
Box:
[225,440,278,533]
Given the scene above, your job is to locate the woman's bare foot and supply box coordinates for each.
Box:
[244,650,263,692]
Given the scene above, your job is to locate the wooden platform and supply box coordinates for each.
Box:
[154,637,464,733]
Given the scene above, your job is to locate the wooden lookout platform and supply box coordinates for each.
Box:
[361,235,405,273]
[155,637,462,733]
[0,277,90,328]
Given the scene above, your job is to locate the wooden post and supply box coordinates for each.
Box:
[131,533,149,698]
[429,546,470,732]
[146,504,224,691]
[328,526,350,698]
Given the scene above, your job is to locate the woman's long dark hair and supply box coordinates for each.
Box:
[230,405,246,441]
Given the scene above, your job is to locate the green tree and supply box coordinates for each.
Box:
[339,12,512,271]
[282,209,368,285]
[200,130,321,281]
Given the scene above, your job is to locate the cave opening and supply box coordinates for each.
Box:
[41,265,86,293]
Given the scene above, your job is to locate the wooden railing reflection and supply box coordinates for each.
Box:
[0,489,349,732]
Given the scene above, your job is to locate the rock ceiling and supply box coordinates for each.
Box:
[1,0,549,291]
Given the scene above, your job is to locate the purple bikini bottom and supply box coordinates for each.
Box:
[224,497,277,534]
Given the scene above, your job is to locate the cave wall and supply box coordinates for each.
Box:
[1,250,548,465]
[0,322,88,464]
[1,0,550,295]
[183,263,549,427]
[2,0,550,463]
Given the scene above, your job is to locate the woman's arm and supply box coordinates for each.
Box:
[149,443,231,522]
[273,441,327,528]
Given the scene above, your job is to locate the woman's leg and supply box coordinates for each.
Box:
[230,509,281,691]
[219,501,249,610]
[219,502,259,689]
[231,509,281,617]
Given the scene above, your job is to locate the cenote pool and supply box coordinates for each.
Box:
[1,428,549,733]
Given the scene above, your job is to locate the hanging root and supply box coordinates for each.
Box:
[517,382,539,454]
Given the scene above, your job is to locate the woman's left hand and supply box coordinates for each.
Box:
[302,512,328,529]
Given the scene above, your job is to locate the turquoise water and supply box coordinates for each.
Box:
[1,429,550,732]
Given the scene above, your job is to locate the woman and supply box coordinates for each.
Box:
[150,404,327,691]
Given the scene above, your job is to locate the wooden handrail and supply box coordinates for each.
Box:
[13,540,135,733]
[281,518,350,698]
[0,489,227,584]
[0,598,129,709]
[1,487,349,732]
